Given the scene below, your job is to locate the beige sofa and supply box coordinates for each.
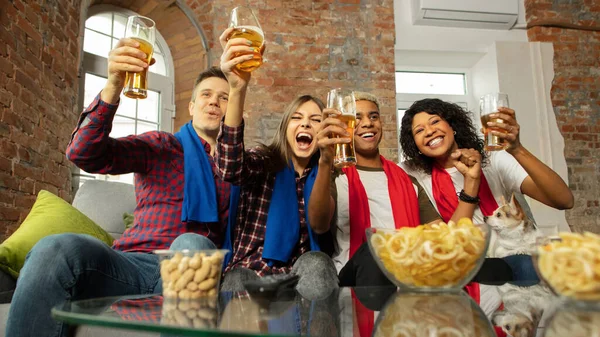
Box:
[0,180,159,337]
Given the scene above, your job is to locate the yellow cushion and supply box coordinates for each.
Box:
[0,190,114,278]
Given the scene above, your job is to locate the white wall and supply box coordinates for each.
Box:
[470,43,500,117]
[495,41,570,233]
[394,0,527,54]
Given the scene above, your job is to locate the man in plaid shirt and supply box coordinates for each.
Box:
[7,38,231,337]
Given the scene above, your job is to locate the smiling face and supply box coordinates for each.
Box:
[354,100,382,159]
[188,77,229,135]
[285,100,323,162]
[411,111,458,160]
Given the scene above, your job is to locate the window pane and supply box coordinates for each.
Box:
[137,121,159,134]
[116,94,136,119]
[84,29,111,57]
[137,91,160,123]
[85,13,112,35]
[397,109,406,128]
[154,42,162,55]
[150,53,166,76]
[110,116,136,138]
[106,173,134,185]
[113,14,127,39]
[84,73,107,107]
[396,72,466,95]
[112,38,119,49]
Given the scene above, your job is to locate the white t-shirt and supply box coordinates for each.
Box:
[401,151,529,256]
[333,168,428,273]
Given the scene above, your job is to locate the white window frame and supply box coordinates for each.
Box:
[79,5,176,133]
[395,67,473,161]
[74,5,176,187]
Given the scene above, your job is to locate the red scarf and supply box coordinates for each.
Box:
[431,165,499,222]
[343,156,421,258]
[343,156,421,337]
[432,166,506,337]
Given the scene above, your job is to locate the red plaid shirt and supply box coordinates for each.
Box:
[215,121,310,276]
[66,94,231,252]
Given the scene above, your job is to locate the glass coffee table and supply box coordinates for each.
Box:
[52,286,594,337]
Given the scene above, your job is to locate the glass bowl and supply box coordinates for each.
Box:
[154,249,228,300]
[543,299,600,337]
[366,219,490,291]
[532,233,600,302]
[373,291,496,337]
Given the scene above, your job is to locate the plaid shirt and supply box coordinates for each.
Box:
[66,94,231,252]
[215,121,310,276]
[111,296,163,323]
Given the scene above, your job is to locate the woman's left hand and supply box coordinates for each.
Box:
[485,107,522,153]
[219,27,260,91]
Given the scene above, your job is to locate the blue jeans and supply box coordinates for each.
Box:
[503,254,540,287]
[6,233,215,337]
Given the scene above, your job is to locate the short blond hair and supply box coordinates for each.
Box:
[354,91,380,111]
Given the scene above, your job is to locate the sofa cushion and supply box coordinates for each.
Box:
[0,190,114,279]
[0,269,15,304]
[72,180,136,239]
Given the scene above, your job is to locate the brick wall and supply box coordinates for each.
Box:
[0,0,396,241]
[0,0,79,240]
[205,0,397,159]
[525,0,600,233]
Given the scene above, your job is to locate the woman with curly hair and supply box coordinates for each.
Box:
[399,98,574,236]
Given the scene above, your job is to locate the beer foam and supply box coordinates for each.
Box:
[234,25,264,38]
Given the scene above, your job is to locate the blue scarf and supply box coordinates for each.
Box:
[263,162,321,265]
[174,122,218,223]
[222,161,321,268]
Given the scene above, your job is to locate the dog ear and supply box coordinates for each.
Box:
[509,194,525,220]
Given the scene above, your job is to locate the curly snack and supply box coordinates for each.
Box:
[159,251,224,299]
[369,218,486,287]
[536,232,600,300]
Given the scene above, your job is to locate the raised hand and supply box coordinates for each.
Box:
[219,27,262,91]
[102,38,155,103]
[316,108,351,167]
[486,107,521,153]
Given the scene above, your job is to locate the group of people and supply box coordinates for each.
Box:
[5,28,574,337]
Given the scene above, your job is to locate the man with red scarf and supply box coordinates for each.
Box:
[331,92,441,281]
[324,93,508,337]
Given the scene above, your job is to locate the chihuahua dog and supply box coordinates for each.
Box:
[484,194,543,258]
[492,284,555,337]
[486,195,556,337]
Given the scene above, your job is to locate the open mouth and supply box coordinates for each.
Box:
[296,132,313,150]
[359,132,376,141]
[426,136,443,148]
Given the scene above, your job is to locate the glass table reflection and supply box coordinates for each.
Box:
[52,285,591,337]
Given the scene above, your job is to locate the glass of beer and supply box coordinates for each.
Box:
[123,15,155,99]
[479,93,510,151]
[229,6,264,72]
[327,88,357,168]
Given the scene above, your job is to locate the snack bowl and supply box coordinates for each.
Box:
[155,249,228,300]
[532,232,600,302]
[366,218,490,291]
[373,291,496,337]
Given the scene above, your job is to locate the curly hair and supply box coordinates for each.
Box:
[399,98,487,173]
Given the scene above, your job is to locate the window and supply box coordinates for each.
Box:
[395,71,470,162]
[75,6,175,186]
[395,72,466,95]
[83,11,168,76]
